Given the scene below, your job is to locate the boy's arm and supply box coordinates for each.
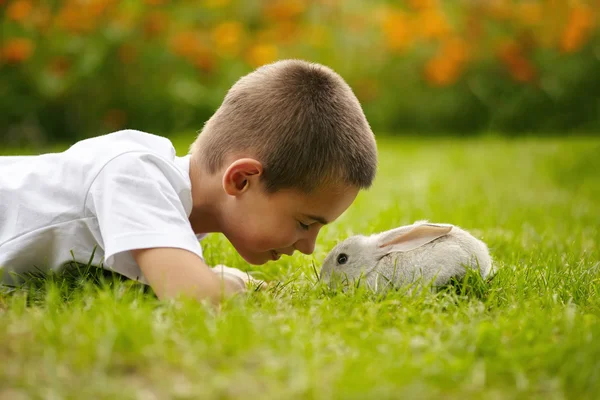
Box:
[131,247,245,304]
[85,152,260,302]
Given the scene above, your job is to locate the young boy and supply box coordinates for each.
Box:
[0,59,378,304]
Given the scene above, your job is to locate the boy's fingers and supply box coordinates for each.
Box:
[212,264,270,291]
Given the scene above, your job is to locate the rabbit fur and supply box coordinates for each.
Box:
[320,220,493,292]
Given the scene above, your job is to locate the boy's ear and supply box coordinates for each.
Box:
[222,158,263,196]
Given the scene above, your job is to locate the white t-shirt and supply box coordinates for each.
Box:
[0,129,205,286]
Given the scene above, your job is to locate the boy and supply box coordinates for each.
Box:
[0,59,378,304]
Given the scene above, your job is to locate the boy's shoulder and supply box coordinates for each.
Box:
[64,130,190,194]
[70,129,177,160]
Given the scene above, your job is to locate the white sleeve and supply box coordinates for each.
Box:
[85,152,203,271]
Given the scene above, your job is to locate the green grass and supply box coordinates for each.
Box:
[2,134,600,399]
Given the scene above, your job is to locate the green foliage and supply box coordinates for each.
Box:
[1,0,599,146]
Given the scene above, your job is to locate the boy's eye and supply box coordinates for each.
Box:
[298,221,310,231]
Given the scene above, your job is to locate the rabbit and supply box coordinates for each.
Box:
[319,220,493,293]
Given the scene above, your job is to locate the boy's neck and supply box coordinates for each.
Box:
[187,156,224,234]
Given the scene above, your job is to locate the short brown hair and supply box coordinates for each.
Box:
[190,59,377,193]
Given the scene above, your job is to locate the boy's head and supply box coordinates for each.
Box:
[191,59,377,264]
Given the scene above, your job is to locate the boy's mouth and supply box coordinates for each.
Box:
[271,250,281,261]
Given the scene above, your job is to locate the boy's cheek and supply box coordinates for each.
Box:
[232,227,274,253]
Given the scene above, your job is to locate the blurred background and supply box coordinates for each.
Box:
[1,0,598,147]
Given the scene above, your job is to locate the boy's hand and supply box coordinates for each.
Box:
[131,247,249,304]
[211,264,266,290]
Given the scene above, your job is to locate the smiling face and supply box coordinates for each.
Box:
[219,158,360,265]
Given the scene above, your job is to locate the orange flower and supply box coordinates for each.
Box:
[57,5,95,33]
[408,0,437,10]
[171,30,203,58]
[416,8,451,40]
[517,2,543,26]
[424,37,469,87]
[382,9,413,52]
[170,30,215,72]
[193,48,216,73]
[212,21,244,56]
[7,0,33,22]
[486,0,512,20]
[443,37,469,63]
[263,0,305,20]
[88,0,116,18]
[274,21,300,45]
[424,57,462,86]
[536,0,570,49]
[246,43,278,68]
[1,38,35,64]
[560,4,596,53]
[497,41,537,83]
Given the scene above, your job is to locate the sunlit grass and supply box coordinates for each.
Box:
[1,135,600,399]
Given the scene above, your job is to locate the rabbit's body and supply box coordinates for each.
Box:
[320,220,492,292]
[363,228,492,290]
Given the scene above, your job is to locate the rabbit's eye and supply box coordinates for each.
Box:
[337,253,348,265]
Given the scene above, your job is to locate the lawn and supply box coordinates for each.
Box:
[1,134,600,399]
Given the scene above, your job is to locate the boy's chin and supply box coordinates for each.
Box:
[238,250,272,265]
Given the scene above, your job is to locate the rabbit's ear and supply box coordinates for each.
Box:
[377,224,452,254]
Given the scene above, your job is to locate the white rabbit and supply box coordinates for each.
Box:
[319,220,493,293]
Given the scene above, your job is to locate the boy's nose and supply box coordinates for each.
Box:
[295,236,317,255]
